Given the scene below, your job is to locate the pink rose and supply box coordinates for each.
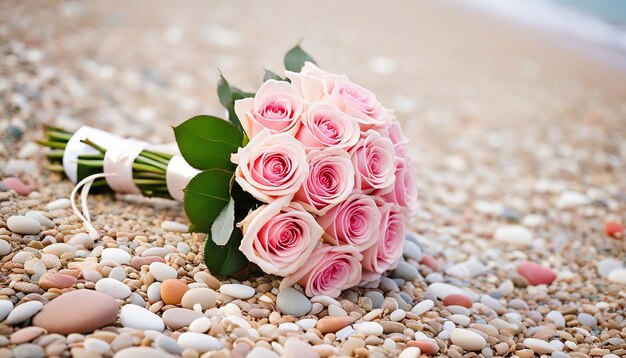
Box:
[239,197,322,276]
[361,203,405,283]
[280,244,363,298]
[234,80,303,139]
[231,130,308,203]
[295,102,360,151]
[293,148,355,215]
[329,78,388,129]
[317,193,381,251]
[384,120,409,157]
[351,130,397,194]
[285,62,341,102]
[382,156,418,214]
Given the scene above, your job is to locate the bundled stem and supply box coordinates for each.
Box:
[38,126,175,199]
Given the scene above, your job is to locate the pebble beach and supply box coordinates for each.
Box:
[1,1,626,357]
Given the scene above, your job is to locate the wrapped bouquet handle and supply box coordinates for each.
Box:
[39,44,417,298]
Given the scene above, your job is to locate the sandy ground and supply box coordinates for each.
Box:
[1,0,626,357]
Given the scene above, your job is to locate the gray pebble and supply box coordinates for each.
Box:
[577,313,597,327]
[403,240,422,262]
[378,277,399,292]
[391,261,418,281]
[276,287,311,317]
[13,344,45,358]
[155,334,183,355]
[364,291,384,309]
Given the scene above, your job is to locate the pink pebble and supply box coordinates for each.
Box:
[517,261,556,286]
[443,293,473,308]
[407,339,439,354]
[2,176,37,196]
[131,256,165,270]
[421,254,440,271]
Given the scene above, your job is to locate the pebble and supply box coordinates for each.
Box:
[0,240,10,256]
[523,338,555,354]
[7,215,42,235]
[283,339,317,358]
[12,344,45,358]
[607,268,626,284]
[155,335,183,355]
[605,221,624,239]
[335,325,356,340]
[555,191,588,208]
[364,290,384,308]
[6,301,43,325]
[10,326,45,344]
[355,321,383,336]
[449,314,470,326]
[446,260,486,278]
[101,248,131,265]
[114,347,171,358]
[493,225,532,246]
[576,313,597,327]
[162,308,203,330]
[130,256,165,270]
[181,288,217,310]
[392,261,419,280]
[0,300,14,321]
[38,273,77,290]
[403,240,422,262]
[149,262,177,281]
[428,283,478,301]
[597,258,621,278]
[390,309,406,321]
[84,338,110,353]
[67,233,94,249]
[160,279,189,305]
[407,339,439,355]
[177,332,221,352]
[189,317,211,333]
[109,267,126,281]
[316,316,355,334]
[450,328,486,351]
[46,198,71,210]
[276,287,311,317]
[398,347,421,358]
[410,299,434,315]
[42,243,76,256]
[25,211,54,227]
[220,283,255,299]
[33,290,119,334]
[147,282,162,302]
[2,177,37,196]
[120,304,165,332]
[517,261,556,285]
[443,294,473,308]
[248,347,279,358]
[95,278,131,299]
[161,220,189,232]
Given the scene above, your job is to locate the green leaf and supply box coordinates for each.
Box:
[211,197,235,246]
[173,115,242,171]
[204,228,247,276]
[263,69,284,82]
[184,169,233,233]
[217,74,255,135]
[284,44,316,72]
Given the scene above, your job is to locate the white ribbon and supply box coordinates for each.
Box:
[166,155,200,201]
[103,138,148,194]
[70,172,114,239]
[62,126,124,183]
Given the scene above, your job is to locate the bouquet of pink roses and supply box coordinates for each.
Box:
[39,46,417,298]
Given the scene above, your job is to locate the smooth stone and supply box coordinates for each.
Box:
[33,290,119,334]
[391,261,419,280]
[597,258,621,278]
[0,300,14,321]
[421,254,440,271]
[84,338,111,353]
[355,321,383,336]
[450,328,486,351]
[42,243,76,257]
[335,325,356,340]
[177,332,221,352]
[67,233,94,249]
[480,295,505,314]
[390,309,406,322]
[446,260,486,278]
[398,347,421,358]
[149,262,177,282]
[410,299,434,315]
[162,308,203,330]
[546,311,566,328]
[220,283,255,299]
[407,339,439,355]
[38,273,77,290]
[46,198,71,210]
[276,287,311,317]
[189,317,212,333]
[556,191,588,208]
[161,220,189,233]
[248,347,279,358]
[95,278,131,299]
[607,268,626,284]
[129,293,146,307]
[147,282,162,302]
[0,240,10,256]
[120,304,164,332]
[428,283,479,301]
[10,326,45,344]
[114,347,170,358]
[154,335,183,355]
[25,211,54,227]
[181,288,217,310]
[316,316,355,334]
[2,177,36,196]
[7,216,41,235]
[498,279,514,296]
[493,225,532,247]
[379,277,399,292]
[576,313,597,327]
[283,338,318,358]
[141,247,173,257]
[101,248,131,265]
[160,279,189,305]
[6,301,43,325]
[517,261,556,286]
[449,314,470,326]
[131,256,165,270]
[12,344,45,358]
[109,267,126,281]
[403,240,422,262]
[364,291,384,309]
[523,338,555,354]
[443,294,473,308]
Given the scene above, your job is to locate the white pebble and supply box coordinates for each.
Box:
[95,278,131,299]
[523,338,555,354]
[355,322,383,336]
[328,304,347,317]
[0,240,11,257]
[42,243,76,257]
[84,338,110,353]
[46,198,71,210]
[0,300,14,321]
[278,322,300,332]
[120,304,165,332]
[428,283,479,301]
[177,332,221,352]
[161,220,189,233]
[220,284,255,299]
[493,225,532,247]
[189,317,211,333]
[546,311,565,328]
[390,309,406,322]
[556,191,588,209]
[607,268,626,284]
[450,328,486,351]
[6,301,43,325]
[149,262,177,281]
[449,314,470,326]
[335,325,356,340]
[67,233,94,249]
[25,211,54,227]
[101,248,131,265]
[398,347,421,358]
[410,299,434,315]
[7,215,41,235]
